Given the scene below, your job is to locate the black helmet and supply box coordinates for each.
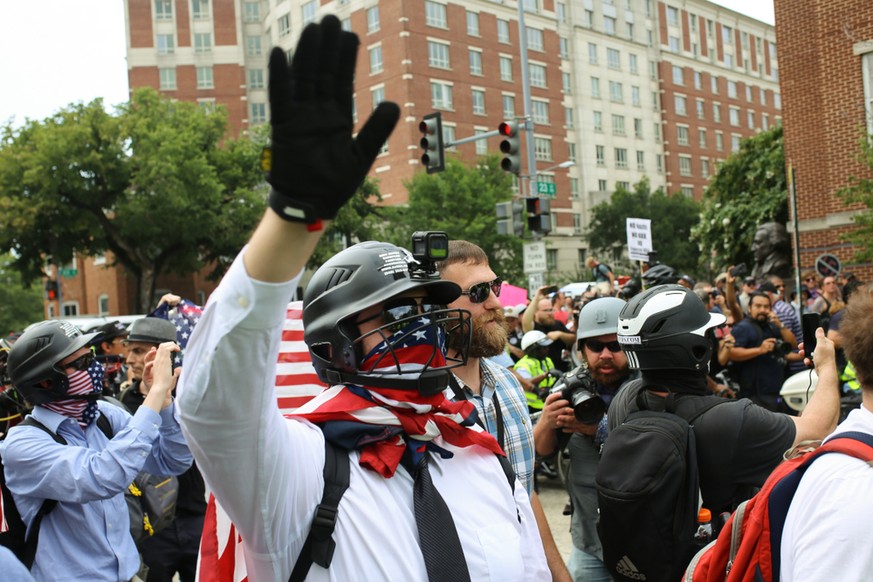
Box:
[7,320,98,405]
[642,263,678,286]
[617,285,725,372]
[303,241,470,394]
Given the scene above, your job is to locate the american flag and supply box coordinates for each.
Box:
[156,300,325,581]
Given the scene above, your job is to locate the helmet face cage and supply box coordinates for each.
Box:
[354,307,472,381]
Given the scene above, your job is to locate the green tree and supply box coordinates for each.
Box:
[0,89,266,312]
[585,178,701,276]
[836,131,873,262]
[379,156,524,284]
[0,253,44,335]
[691,125,787,273]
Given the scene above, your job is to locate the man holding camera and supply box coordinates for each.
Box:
[728,291,797,412]
[534,298,634,582]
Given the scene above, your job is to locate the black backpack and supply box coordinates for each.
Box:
[595,391,727,582]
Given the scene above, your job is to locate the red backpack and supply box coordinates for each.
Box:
[683,431,873,582]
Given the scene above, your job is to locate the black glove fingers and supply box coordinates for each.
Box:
[335,30,359,124]
[352,101,400,167]
[290,21,322,101]
[268,47,291,126]
[315,15,342,102]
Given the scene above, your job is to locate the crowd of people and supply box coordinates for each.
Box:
[1,15,870,582]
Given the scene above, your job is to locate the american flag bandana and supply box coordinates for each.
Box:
[42,360,104,428]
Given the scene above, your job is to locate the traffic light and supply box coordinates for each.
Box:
[498,121,521,174]
[496,201,525,237]
[419,112,445,173]
[525,197,552,234]
[45,280,59,301]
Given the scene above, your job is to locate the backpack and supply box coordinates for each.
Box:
[683,431,873,582]
[595,391,728,582]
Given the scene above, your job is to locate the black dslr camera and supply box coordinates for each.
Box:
[548,365,607,425]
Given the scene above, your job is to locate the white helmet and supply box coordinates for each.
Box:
[521,330,553,352]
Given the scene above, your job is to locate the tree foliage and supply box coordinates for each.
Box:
[691,125,787,273]
[379,156,525,285]
[0,89,266,312]
[836,131,873,262]
[584,178,701,276]
[0,253,44,335]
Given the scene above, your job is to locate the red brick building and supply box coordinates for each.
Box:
[775,0,873,282]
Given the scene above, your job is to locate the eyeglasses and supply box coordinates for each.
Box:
[356,298,446,333]
[583,339,622,353]
[460,278,502,304]
[63,351,94,373]
[804,277,816,282]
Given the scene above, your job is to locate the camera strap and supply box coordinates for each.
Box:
[448,374,505,451]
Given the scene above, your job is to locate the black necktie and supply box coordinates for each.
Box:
[413,453,472,582]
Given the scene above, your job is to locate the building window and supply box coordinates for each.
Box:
[248,69,264,89]
[672,65,684,85]
[725,53,734,69]
[629,53,638,74]
[573,213,582,233]
[591,77,601,98]
[527,28,544,52]
[746,85,753,102]
[669,36,680,53]
[194,33,212,52]
[278,14,291,37]
[598,179,608,191]
[557,2,566,22]
[711,75,719,94]
[154,0,172,20]
[729,107,740,126]
[612,114,625,136]
[631,86,641,107]
[469,50,483,76]
[198,98,216,112]
[475,129,488,155]
[699,128,707,148]
[532,100,549,124]
[716,131,724,151]
[472,89,486,115]
[565,107,574,129]
[680,186,694,198]
[559,37,569,59]
[192,0,209,20]
[649,60,657,80]
[503,94,515,118]
[157,34,175,55]
[497,19,510,43]
[596,145,606,166]
[626,21,634,40]
[747,110,755,129]
[694,71,702,90]
[369,45,383,74]
[679,155,692,176]
[696,98,705,119]
[604,16,616,36]
[499,56,512,81]
[534,137,552,161]
[250,102,266,124]
[615,148,628,169]
[197,66,213,89]
[636,150,645,170]
[529,63,547,88]
[563,72,572,94]
[607,48,621,70]
[588,43,598,65]
[583,10,593,28]
[774,93,782,109]
[62,302,79,317]
[443,125,456,151]
[428,41,451,69]
[701,158,710,178]
[425,1,447,28]
[762,113,769,129]
[609,81,623,103]
[243,1,259,22]
[713,103,721,123]
[667,6,679,26]
[634,117,643,138]
[593,111,603,133]
[656,154,663,172]
[570,178,579,198]
[371,86,385,109]
[674,95,687,116]
[654,122,661,142]
[723,25,733,45]
[159,67,176,90]
[98,294,110,316]
[367,6,380,33]
[546,249,558,271]
[727,80,738,99]
[246,35,262,56]
[466,11,480,36]
[431,81,453,109]
[677,125,690,146]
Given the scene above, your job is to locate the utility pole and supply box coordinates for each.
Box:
[516,0,537,199]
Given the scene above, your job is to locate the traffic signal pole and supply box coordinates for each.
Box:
[516,0,537,198]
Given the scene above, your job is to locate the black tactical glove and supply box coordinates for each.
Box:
[547,368,564,379]
[267,15,400,225]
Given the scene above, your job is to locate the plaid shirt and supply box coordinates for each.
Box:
[449,358,536,496]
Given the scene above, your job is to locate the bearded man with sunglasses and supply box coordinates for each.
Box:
[535,297,634,582]
[176,16,547,582]
[1,322,192,581]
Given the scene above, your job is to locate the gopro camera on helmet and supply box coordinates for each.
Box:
[411,231,448,277]
[548,365,607,425]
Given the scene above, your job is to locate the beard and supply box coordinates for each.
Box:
[587,358,629,388]
[448,308,508,359]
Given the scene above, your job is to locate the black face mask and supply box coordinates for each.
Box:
[641,369,709,396]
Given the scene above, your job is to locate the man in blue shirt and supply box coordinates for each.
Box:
[0,320,192,581]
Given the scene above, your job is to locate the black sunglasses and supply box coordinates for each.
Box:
[63,351,95,372]
[582,339,622,353]
[460,278,502,304]
[357,298,446,333]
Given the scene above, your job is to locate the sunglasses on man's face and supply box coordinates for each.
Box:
[582,339,622,353]
[357,298,446,334]
[63,351,95,373]
[460,278,502,304]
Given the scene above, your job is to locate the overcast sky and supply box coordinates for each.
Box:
[0,0,775,128]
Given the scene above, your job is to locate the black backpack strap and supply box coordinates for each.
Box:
[289,440,350,582]
[96,413,113,440]
[15,417,67,569]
